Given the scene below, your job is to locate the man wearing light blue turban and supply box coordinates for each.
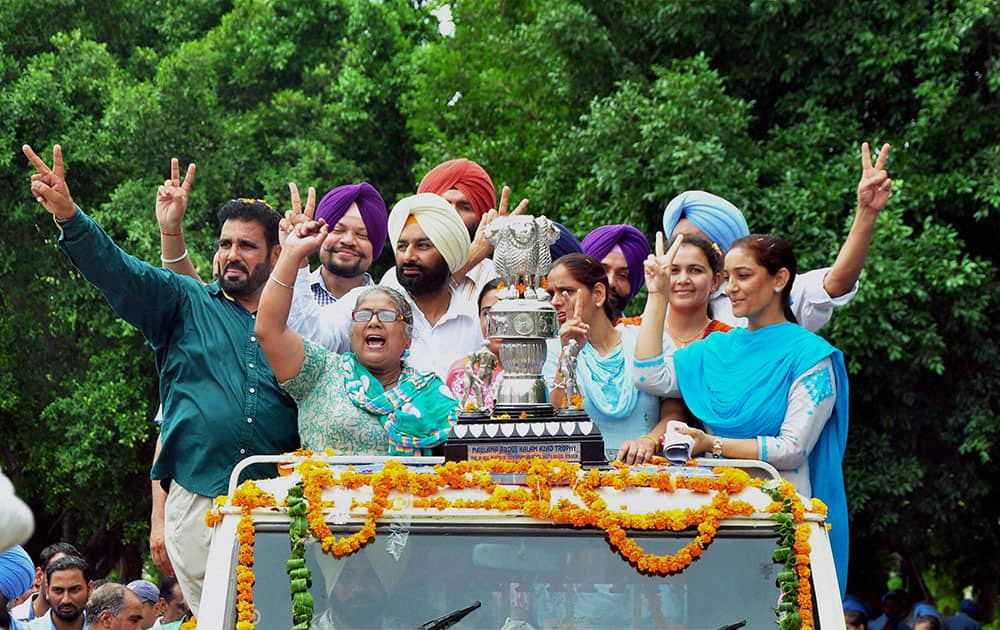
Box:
[0,545,34,630]
[661,142,893,332]
[661,190,749,253]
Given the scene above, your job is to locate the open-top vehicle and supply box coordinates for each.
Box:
[195,453,839,629]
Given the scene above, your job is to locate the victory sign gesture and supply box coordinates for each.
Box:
[23,144,76,220]
[280,182,317,248]
[857,142,892,216]
[643,232,684,296]
[156,158,197,234]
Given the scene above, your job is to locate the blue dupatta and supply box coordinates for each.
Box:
[674,323,850,596]
[577,333,639,419]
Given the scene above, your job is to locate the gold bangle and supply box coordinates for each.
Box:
[638,434,660,454]
[269,274,294,290]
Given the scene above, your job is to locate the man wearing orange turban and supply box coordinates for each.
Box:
[413,159,528,304]
[417,158,497,239]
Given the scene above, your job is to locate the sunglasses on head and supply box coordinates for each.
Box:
[351,309,404,323]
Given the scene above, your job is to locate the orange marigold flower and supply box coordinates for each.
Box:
[204,509,223,528]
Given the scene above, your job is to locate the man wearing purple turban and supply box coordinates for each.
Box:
[309,182,388,305]
[581,225,652,320]
[661,142,893,332]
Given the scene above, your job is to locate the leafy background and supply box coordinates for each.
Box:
[1,0,998,619]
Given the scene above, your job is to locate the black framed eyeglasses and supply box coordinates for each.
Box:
[351,309,404,323]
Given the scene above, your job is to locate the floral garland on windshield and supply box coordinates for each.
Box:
[757,477,827,630]
[199,456,825,630]
[198,479,277,630]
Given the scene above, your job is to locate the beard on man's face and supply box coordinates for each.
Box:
[606,286,628,320]
[320,245,367,279]
[51,602,84,622]
[218,258,272,298]
[397,257,451,296]
[463,219,478,241]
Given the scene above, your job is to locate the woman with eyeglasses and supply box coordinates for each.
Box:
[255,218,458,455]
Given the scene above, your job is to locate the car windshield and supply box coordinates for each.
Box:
[246,523,797,629]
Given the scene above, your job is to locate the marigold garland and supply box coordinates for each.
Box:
[753,477,821,630]
[197,480,276,630]
[201,455,826,630]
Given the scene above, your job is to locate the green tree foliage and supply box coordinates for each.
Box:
[405,0,1000,607]
[2,0,998,609]
[403,0,628,194]
[0,0,434,576]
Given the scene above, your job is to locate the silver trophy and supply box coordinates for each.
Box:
[557,339,584,411]
[483,215,560,413]
[445,215,606,464]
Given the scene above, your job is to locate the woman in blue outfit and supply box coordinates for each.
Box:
[632,234,850,596]
[543,254,665,463]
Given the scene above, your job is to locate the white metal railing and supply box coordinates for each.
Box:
[226,454,780,496]
[226,454,445,496]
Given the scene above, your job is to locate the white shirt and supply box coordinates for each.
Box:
[711,267,857,332]
[10,593,39,622]
[288,267,483,381]
[308,266,375,306]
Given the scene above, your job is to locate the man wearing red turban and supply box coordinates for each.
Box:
[412,158,528,304]
[417,158,497,239]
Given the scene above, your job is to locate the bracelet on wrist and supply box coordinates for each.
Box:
[711,436,724,458]
[638,434,661,454]
[269,274,294,290]
[160,249,188,264]
[160,229,183,237]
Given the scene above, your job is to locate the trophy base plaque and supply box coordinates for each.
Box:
[445,405,607,466]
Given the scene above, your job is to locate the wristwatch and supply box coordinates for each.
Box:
[711,436,724,458]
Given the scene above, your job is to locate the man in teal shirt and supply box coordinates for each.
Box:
[23,144,299,616]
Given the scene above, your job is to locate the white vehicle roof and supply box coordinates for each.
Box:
[218,455,825,526]
[198,455,840,629]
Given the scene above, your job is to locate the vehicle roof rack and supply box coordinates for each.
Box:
[692,457,782,481]
[227,455,445,496]
[227,455,783,496]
